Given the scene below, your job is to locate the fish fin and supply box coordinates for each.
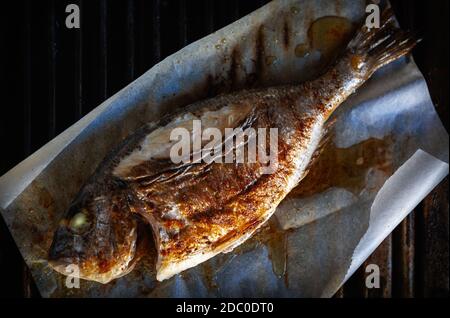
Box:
[347,7,420,76]
[116,109,257,186]
[323,115,338,133]
[298,127,334,184]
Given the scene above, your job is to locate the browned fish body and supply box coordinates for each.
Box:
[48,10,418,283]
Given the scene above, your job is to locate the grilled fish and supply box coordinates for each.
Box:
[49,10,418,283]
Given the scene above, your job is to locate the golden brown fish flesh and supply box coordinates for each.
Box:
[48,10,418,283]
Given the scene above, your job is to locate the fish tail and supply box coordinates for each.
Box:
[319,8,420,121]
[347,7,420,76]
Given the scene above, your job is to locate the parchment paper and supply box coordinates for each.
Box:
[0,0,448,297]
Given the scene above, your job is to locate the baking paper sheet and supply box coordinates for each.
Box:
[0,0,448,297]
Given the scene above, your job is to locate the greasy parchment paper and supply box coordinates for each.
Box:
[0,0,448,297]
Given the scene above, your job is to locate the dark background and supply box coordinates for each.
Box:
[0,0,448,298]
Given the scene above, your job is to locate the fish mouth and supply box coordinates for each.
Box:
[48,256,137,285]
[48,256,79,270]
[48,258,82,279]
[48,256,96,284]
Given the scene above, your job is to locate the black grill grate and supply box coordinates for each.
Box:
[0,0,448,298]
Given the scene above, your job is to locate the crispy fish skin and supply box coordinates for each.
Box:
[48,9,418,283]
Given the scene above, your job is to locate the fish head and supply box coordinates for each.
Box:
[48,193,138,284]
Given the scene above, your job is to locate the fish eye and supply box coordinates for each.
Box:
[68,208,92,234]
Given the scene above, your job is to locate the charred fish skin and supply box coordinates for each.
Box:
[48,9,418,284]
[145,9,419,282]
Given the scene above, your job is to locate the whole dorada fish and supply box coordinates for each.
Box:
[49,10,418,283]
